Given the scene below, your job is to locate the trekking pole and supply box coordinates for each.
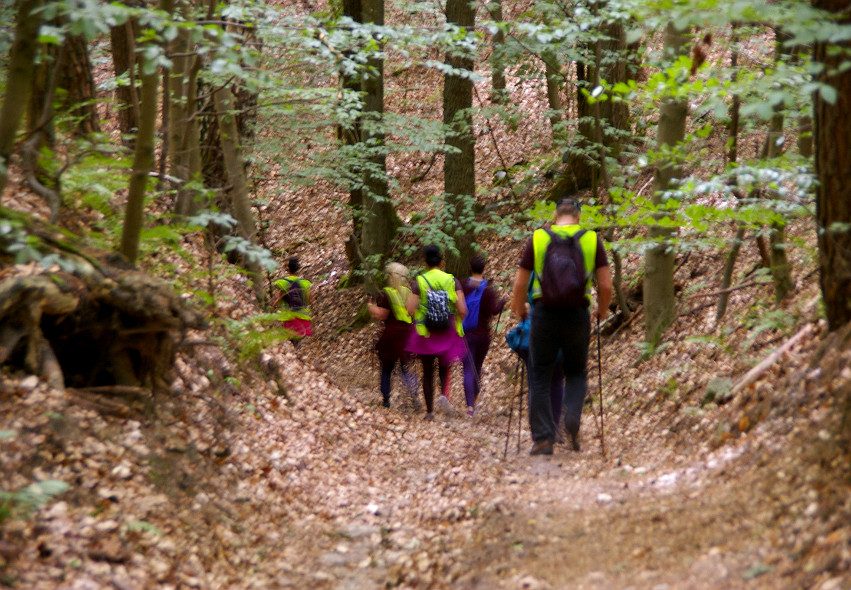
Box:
[504,356,520,460]
[596,316,606,457]
[517,359,525,454]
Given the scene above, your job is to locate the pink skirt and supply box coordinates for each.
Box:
[406,325,467,365]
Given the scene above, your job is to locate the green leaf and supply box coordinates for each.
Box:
[818,83,838,105]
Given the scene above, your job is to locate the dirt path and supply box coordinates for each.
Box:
[3,323,848,589]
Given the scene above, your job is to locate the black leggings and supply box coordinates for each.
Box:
[420,355,450,414]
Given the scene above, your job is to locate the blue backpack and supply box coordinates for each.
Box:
[462,279,487,332]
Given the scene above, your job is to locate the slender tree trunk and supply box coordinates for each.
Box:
[110,10,141,145]
[814,0,851,330]
[22,45,65,221]
[542,49,564,141]
[556,15,628,199]
[443,0,476,277]
[0,0,42,194]
[119,63,159,264]
[488,0,507,103]
[717,31,743,322]
[766,32,794,303]
[644,22,688,345]
[213,86,266,306]
[167,0,199,215]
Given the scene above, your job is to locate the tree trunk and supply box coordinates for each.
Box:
[168,0,201,216]
[814,0,851,330]
[559,15,628,197]
[542,49,564,141]
[56,33,101,137]
[110,11,141,145]
[341,0,365,274]
[119,61,159,265]
[359,0,399,278]
[443,0,476,277]
[488,0,507,103]
[644,22,688,346]
[717,32,743,323]
[213,86,267,306]
[0,0,42,195]
[766,33,794,303]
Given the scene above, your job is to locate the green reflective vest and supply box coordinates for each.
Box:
[414,269,463,337]
[530,224,598,303]
[383,286,412,324]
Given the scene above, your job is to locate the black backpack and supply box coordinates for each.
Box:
[281,278,305,311]
[539,229,588,308]
[420,275,452,332]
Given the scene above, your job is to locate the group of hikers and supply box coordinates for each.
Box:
[275,196,613,455]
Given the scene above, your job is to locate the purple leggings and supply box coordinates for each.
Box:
[462,332,490,408]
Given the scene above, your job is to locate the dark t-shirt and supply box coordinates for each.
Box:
[461,278,506,336]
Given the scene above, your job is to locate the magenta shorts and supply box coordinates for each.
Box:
[283,318,313,338]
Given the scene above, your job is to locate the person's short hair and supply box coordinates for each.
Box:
[469,253,487,274]
[287,257,301,273]
[424,245,443,267]
[556,196,582,218]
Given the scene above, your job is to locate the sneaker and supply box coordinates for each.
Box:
[423,413,435,421]
[466,407,475,418]
[436,395,453,414]
[529,440,553,456]
[565,416,581,452]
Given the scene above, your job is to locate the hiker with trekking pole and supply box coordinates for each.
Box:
[460,253,507,418]
[510,196,613,456]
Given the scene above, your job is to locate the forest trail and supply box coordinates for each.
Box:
[255,316,849,590]
[2,291,849,590]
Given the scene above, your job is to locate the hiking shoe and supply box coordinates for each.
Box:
[529,440,553,456]
[423,413,435,421]
[436,395,453,414]
[565,416,581,452]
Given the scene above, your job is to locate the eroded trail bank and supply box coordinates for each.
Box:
[2,323,850,589]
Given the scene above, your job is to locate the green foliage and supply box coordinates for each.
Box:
[741,307,797,353]
[220,311,305,360]
[0,480,70,524]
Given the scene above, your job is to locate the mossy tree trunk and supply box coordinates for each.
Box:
[0,0,42,195]
[213,86,267,307]
[644,22,688,346]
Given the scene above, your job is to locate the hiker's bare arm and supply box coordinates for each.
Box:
[511,268,532,319]
[405,293,419,315]
[595,265,613,320]
[368,301,389,321]
[455,290,467,319]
